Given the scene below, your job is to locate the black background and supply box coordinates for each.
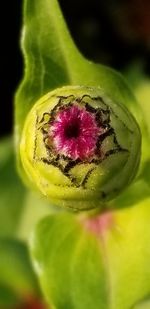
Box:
[1,0,150,138]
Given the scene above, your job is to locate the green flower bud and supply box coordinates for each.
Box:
[20,85,141,210]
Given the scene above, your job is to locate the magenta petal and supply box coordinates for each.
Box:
[49,105,101,160]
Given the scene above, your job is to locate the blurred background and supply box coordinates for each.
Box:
[1,0,150,138]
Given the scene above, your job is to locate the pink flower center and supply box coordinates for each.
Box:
[64,119,80,139]
[49,104,100,160]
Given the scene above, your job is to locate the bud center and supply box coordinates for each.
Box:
[49,104,100,160]
[64,121,80,139]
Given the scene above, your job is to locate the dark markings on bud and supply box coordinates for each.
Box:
[84,103,96,114]
[33,114,39,160]
[81,167,96,188]
[33,94,130,188]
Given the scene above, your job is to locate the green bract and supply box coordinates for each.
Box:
[20,85,141,210]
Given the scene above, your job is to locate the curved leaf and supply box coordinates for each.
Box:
[31,197,150,309]
[31,213,109,309]
[0,138,26,237]
[0,284,19,307]
[0,238,39,297]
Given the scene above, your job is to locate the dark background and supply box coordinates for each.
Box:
[1,0,150,138]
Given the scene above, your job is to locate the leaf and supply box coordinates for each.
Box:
[133,297,150,309]
[31,213,109,309]
[0,137,27,237]
[109,175,150,209]
[139,160,150,190]
[134,79,150,169]
[15,0,77,137]
[0,238,40,298]
[135,80,150,137]
[17,190,60,241]
[125,64,150,140]
[101,197,150,309]
[31,196,150,309]
[0,284,19,307]
[0,136,56,240]
[125,68,150,183]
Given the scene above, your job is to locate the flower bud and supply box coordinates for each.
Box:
[20,86,141,210]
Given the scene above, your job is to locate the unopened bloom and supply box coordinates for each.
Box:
[20,86,141,210]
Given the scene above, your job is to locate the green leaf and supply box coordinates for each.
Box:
[125,68,150,183]
[139,160,150,190]
[109,175,150,209]
[31,213,109,309]
[17,190,60,241]
[133,297,150,309]
[15,0,78,138]
[0,137,27,237]
[101,197,150,309]
[0,238,39,298]
[135,80,150,137]
[0,136,56,240]
[125,64,150,140]
[134,79,150,169]
[0,138,58,240]
[0,283,19,307]
[31,197,150,309]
